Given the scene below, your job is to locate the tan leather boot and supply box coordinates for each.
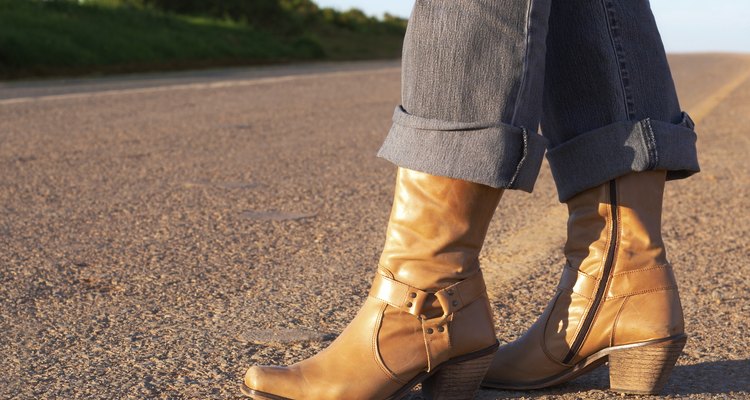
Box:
[243,168,503,400]
[483,171,686,395]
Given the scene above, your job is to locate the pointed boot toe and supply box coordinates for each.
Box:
[484,318,582,389]
[483,344,523,388]
[242,365,301,400]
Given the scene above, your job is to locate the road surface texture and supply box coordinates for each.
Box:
[1,54,749,399]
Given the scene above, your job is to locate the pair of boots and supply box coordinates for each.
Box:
[243,168,686,399]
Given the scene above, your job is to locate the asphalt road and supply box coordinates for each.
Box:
[1,54,749,399]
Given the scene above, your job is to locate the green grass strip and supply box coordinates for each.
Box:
[0,0,402,79]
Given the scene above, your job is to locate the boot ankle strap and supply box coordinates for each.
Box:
[369,271,487,318]
[558,263,678,299]
[370,271,489,372]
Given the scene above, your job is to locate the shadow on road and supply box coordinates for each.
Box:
[669,359,750,395]
[472,359,750,399]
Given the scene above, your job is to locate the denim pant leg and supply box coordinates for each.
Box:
[541,0,700,201]
[378,0,552,192]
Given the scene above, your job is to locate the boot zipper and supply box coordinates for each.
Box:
[562,179,619,364]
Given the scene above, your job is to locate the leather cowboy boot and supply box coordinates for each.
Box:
[243,167,503,400]
[483,171,686,395]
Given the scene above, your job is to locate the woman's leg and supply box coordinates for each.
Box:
[541,0,699,202]
[242,1,553,399]
[378,0,551,192]
[484,0,699,394]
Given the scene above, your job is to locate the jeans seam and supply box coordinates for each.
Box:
[640,118,658,169]
[508,127,529,189]
[682,112,696,129]
[645,118,659,168]
[601,0,635,120]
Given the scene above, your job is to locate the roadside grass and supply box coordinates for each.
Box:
[315,29,404,61]
[0,0,403,79]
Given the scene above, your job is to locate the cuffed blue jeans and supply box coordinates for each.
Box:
[377,0,700,201]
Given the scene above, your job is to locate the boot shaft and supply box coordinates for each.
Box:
[484,170,686,392]
[565,170,668,278]
[379,168,503,291]
[560,170,682,362]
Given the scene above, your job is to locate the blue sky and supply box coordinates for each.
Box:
[315,0,750,53]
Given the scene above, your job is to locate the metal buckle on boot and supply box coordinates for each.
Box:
[369,271,489,372]
[434,272,487,316]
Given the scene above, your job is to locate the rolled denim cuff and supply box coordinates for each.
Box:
[377,106,549,192]
[547,112,700,202]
